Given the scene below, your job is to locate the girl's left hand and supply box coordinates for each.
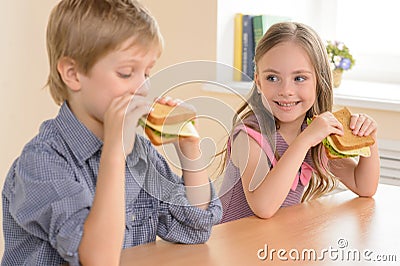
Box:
[350,113,378,139]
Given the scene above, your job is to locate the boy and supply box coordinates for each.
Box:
[1,0,222,265]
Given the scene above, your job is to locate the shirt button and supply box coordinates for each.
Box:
[131,215,136,221]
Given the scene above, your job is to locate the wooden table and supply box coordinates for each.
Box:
[120,184,400,265]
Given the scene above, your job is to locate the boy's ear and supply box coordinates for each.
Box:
[57,57,81,92]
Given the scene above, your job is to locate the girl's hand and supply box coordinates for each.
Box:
[350,113,378,139]
[103,93,151,155]
[302,111,344,147]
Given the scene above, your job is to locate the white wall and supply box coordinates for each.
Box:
[1,0,60,255]
[1,1,59,178]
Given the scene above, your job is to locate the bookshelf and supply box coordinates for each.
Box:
[212,0,335,94]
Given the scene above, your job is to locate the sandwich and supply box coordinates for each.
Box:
[321,107,375,159]
[139,102,199,145]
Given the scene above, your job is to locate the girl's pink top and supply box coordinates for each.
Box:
[218,117,314,223]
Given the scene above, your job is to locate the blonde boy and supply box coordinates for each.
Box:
[2,0,222,265]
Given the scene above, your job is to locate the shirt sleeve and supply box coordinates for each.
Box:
[144,142,223,244]
[8,144,92,265]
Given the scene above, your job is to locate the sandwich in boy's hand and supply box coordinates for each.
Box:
[139,102,199,145]
[321,107,375,159]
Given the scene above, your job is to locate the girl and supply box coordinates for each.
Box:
[218,22,379,223]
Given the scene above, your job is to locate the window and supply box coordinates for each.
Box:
[334,0,400,84]
[217,0,399,85]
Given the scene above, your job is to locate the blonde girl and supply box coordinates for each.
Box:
[219,22,379,223]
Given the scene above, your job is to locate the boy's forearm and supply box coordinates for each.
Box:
[79,143,126,265]
[182,169,211,210]
[175,141,211,209]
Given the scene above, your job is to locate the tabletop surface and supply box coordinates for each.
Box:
[120,184,400,265]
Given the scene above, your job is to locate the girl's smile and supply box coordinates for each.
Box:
[274,100,300,108]
[255,41,317,128]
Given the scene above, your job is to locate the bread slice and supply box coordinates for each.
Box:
[144,127,177,146]
[141,102,199,146]
[325,147,340,159]
[146,102,196,125]
[331,107,375,151]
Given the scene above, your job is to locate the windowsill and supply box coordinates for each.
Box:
[202,79,400,112]
[333,80,400,112]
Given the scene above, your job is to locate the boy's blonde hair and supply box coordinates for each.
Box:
[221,22,336,201]
[46,0,163,105]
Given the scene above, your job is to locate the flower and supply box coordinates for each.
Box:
[326,40,355,72]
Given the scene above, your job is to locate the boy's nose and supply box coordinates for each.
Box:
[131,78,150,97]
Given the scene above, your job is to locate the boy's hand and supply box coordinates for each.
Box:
[155,96,202,166]
[154,95,183,106]
[302,112,344,148]
[350,113,378,139]
[103,93,151,155]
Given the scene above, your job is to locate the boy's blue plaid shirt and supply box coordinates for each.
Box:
[2,102,222,266]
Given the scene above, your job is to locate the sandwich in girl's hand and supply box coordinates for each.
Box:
[139,102,199,145]
[309,107,375,159]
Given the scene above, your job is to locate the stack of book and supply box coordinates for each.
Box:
[233,14,291,81]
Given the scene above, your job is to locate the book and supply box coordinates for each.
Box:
[265,15,291,29]
[252,15,267,46]
[233,13,243,81]
[253,15,291,47]
[241,14,254,81]
[233,13,291,82]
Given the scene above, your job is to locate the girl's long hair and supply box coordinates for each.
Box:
[218,22,337,201]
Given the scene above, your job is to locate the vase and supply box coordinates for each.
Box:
[332,69,343,88]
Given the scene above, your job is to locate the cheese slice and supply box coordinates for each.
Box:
[327,136,371,157]
[140,119,199,138]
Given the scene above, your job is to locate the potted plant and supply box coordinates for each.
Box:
[326,40,355,87]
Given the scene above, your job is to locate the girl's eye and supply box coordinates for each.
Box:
[295,76,306,82]
[266,75,278,82]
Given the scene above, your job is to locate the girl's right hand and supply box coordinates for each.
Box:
[302,111,344,147]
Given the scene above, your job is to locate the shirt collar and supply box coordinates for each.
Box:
[55,102,103,164]
[127,134,150,167]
